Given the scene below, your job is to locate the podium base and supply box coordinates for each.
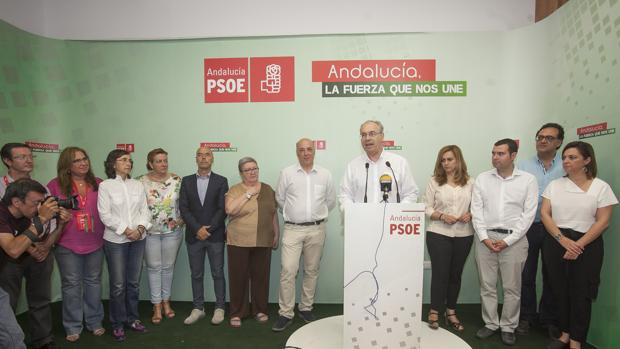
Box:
[286,315,472,349]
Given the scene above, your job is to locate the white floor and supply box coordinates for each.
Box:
[286,315,472,349]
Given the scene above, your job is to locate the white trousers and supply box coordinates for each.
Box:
[277,223,326,318]
[475,231,528,333]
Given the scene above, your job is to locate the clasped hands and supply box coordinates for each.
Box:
[440,212,471,225]
[482,239,508,253]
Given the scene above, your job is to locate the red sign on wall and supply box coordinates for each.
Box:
[204,58,249,103]
[25,141,60,153]
[116,144,135,152]
[250,56,295,102]
[577,122,607,135]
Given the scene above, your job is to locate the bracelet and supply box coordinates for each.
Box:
[31,216,44,235]
[554,232,563,241]
[137,225,146,234]
[22,228,40,243]
[438,213,444,221]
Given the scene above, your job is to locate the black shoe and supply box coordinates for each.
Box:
[515,319,530,335]
[501,331,516,345]
[272,315,293,332]
[546,338,569,349]
[36,342,61,349]
[476,326,498,339]
[298,310,316,323]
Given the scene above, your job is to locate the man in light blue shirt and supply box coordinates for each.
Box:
[516,123,565,338]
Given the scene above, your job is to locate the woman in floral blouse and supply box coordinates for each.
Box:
[138,148,184,324]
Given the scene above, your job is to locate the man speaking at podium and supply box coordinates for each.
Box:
[339,120,418,208]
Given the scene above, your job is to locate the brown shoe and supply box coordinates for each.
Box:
[152,303,162,324]
[427,310,439,330]
[163,300,176,319]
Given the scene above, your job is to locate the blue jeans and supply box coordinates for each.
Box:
[0,286,25,349]
[186,239,226,309]
[104,239,146,329]
[54,245,104,336]
[144,230,183,304]
[0,255,54,348]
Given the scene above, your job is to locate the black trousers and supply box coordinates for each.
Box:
[426,231,473,312]
[520,222,558,325]
[0,254,54,348]
[543,229,603,343]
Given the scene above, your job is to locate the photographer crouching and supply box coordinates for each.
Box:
[0,179,71,349]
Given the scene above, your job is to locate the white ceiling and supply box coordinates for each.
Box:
[0,0,535,41]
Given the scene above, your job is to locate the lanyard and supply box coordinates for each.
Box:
[2,176,11,187]
[71,180,90,209]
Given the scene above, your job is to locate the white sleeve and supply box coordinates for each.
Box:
[399,160,419,203]
[135,181,152,231]
[471,176,487,242]
[325,171,337,211]
[503,176,538,246]
[275,170,286,211]
[338,163,355,212]
[97,183,127,236]
[423,179,437,217]
[597,181,619,208]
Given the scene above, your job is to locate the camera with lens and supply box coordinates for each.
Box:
[49,195,80,210]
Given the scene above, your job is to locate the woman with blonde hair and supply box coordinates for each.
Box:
[137,148,184,324]
[423,145,474,332]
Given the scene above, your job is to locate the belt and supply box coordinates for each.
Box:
[489,228,513,234]
[285,219,325,226]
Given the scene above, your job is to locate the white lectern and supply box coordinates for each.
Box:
[343,203,425,349]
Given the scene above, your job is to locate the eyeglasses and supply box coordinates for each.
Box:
[360,131,382,139]
[536,135,558,142]
[12,154,36,161]
[242,167,259,173]
[72,157,89,164]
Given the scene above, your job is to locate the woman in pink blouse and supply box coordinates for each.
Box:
[47,147,105,342]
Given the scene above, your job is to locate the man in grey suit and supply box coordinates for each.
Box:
[179,146,229,325]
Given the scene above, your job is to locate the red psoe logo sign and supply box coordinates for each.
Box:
[204,58,249,103]
[116,144,135,152]
[250,56,295,102]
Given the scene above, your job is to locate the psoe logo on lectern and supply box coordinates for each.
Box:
[389,212,421,236]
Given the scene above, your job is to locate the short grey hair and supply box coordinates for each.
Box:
[238,156,257,172]
[360,120,384,134]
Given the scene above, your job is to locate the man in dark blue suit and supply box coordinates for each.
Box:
[179,146,228,325]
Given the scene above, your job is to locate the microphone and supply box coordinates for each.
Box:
[380,173,392,202]
[385,161,400,203]
[363,163,369,203]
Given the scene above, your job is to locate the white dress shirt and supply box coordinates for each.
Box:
[543,177,618,233]
[339,150,419,209]
[471,168,538,246]
[424,177,474,238]
[97,176,152,244]
[276,163,336,223]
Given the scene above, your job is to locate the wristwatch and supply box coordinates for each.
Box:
[554,232,563,241]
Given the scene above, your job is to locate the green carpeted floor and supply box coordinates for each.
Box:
[17,302,595,348]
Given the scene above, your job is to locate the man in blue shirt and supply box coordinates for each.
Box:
[516,123,565,338]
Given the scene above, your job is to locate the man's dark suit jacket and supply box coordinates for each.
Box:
[179,172,228,244]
